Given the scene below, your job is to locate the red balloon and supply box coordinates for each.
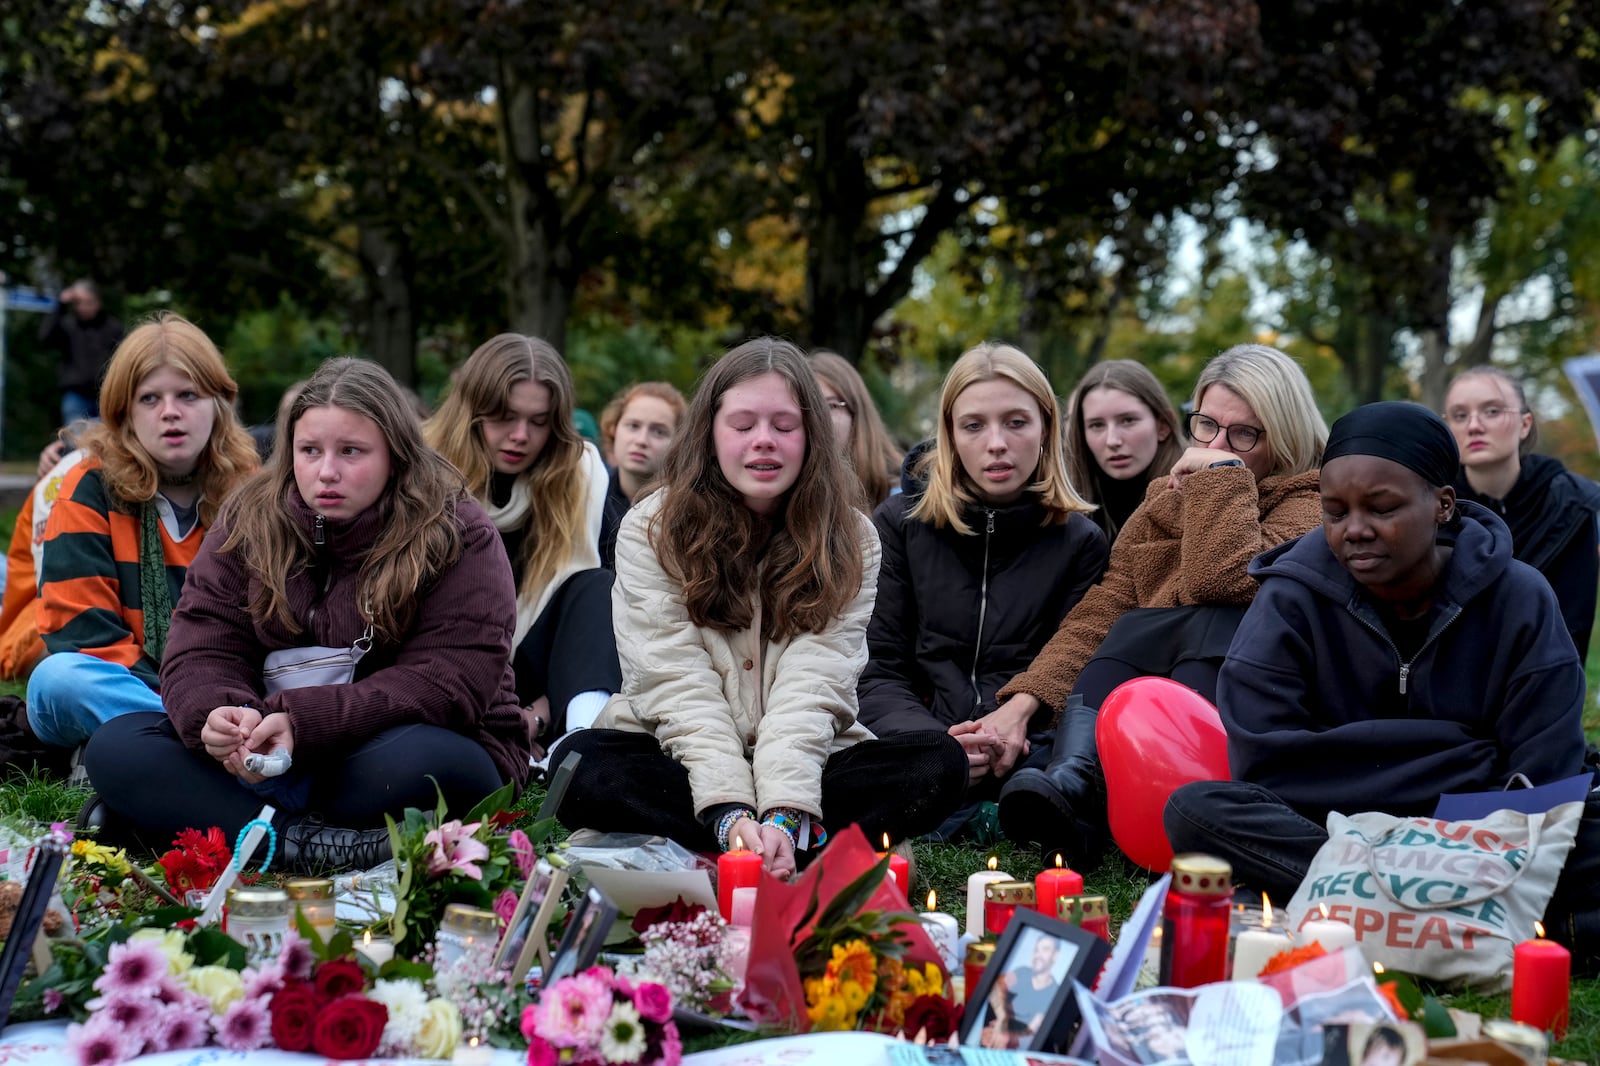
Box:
[1097,677,1231,871]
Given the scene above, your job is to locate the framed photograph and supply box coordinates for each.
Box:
[0,837,68,1030]
[959,908,1110,1054]
[544,885,617,985]
[494,858,571,982]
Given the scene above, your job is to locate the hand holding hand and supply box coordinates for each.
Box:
[975,695,1037,777]
[949,719,998,782]
[728,817,797,881]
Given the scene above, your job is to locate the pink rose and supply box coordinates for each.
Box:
[526,1035,557,1066]
[632,982,672,1024]
[508,829,536,878]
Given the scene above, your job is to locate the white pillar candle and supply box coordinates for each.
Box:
[1232,926,1293,980]
[1298,918,1358,954]
[357,930,395,968]
[920,890,961,972]
[965,861,1012,939]
[730,886,758,929]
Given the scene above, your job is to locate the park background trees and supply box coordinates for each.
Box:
[2,0,1598,467]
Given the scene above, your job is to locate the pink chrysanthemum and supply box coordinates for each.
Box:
[84,991,158,1035]
[278,933,315,981]
[150,1004,210,1052]
[42,988,64,1014]
[655,1022,683,1066]
[66,1017,142,1066]
[92,940,169,998]
[212,996,271,1051]
[534,972,613,1047]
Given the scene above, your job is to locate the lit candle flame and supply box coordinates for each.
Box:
[927,890,938,910]
[1373,962,1385,975]
[1260,893,1272,929]
[1319,902,1330,920]
[987,856,998,871]
[469,1037,480,1050]
[1054,853,1064,869]
[363,930,373,947]
[883,832,892,850]
[1535,921,1546,939]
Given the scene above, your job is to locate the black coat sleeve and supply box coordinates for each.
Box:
[857,498,946,735]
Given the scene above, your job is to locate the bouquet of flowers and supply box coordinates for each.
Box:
[155,827,231,897]
[521,966,680,1066]
[739,825,958,1038]
[385,783,556,952]
[634,901,738,1015]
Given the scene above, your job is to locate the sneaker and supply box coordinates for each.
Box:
[279,818,393,874]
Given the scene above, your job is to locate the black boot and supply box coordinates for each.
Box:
[997,697,1110,866]
[279,817,393,874]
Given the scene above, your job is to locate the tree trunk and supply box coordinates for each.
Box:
[356,223,417,387]
[499,74,574,354]
[1356,310,1392,403]
[803,108,871,363]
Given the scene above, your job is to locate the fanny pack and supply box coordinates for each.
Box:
[262,625,373,695]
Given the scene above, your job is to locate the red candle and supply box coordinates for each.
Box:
[716,849,762,921]
[1511,923,1570,1038]
[1034,853,1085,919]
[984,880,1035,937]
[877,834,911,894]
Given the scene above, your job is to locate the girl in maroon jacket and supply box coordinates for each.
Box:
[83,358,531,871]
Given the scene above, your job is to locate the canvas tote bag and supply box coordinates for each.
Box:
[1285,802,1582,991]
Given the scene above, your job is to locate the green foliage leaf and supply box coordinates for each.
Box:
[187,926,247,970]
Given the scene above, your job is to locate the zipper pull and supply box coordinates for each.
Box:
[314,514,325,546]
[1399,664,1409,696]
[986,510,995,535]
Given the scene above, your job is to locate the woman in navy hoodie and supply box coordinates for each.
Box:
[1165,402,1596,967]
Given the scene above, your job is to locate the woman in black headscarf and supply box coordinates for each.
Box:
[1164,403,1591,945]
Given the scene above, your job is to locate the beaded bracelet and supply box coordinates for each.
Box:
[716,806,758,852]
[762,807,827,850]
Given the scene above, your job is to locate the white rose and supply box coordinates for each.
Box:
[414,998,462,1059]
[184,965,244,1013]
[130,928,195,975]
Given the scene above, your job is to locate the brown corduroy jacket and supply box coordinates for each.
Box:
[996,465,1322,722]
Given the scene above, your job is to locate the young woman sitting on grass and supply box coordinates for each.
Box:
[425,335,621,760]
[27,314,258,751]
[84,358,531,871]
[554,338,967,878]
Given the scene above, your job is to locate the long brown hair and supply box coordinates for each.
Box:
[424,334,589,605]
[221,358,467,642]
[84,312,258,525]
[911,342,1093,534]
[809,350,903,507]
[1063,360,1183,536]
[651,338,865,641]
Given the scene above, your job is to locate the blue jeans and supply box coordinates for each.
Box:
[27,652,164,748]
[60,389,98,427]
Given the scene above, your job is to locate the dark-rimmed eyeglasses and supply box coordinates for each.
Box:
[1188,412,1264,452]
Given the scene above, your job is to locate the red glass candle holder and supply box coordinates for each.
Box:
[984,880,1035,938]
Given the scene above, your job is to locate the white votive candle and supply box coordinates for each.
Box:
[965,859,1012,938]
[1299,918,1358,954]
[1232,926,1293,980]
[920,891,961,972]
[357,930,395,968]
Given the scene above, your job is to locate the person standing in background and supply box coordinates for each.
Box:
[39,280,124,426]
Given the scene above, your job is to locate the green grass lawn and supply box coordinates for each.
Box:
[3,573,1598,1056]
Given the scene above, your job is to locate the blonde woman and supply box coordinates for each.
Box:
[28,314,258,750]
[858,343,1107,840]
[810,351,904,508]
[997,343,1328,863]
[425,335,621,755]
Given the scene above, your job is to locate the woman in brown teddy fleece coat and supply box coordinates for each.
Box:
[996,343,1329,862]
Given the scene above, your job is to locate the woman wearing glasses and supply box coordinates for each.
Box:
[1443,367,1600,658]
[994,343,1327,865]
[810,351,904,508]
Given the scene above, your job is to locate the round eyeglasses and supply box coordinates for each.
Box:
[1187,412,1264,452]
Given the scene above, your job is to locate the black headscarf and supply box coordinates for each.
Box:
[1322,402,1458,488]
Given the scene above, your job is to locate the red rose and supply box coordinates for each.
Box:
[901,994,961,1042]
[314,959,367,1000]
[630,897,707,934]
[269,979,323,1052]
[311,996,388,1060]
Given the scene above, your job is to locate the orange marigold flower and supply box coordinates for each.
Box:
[828,940,879,996]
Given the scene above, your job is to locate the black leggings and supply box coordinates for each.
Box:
[1073,657,1224,709]
[555,728,970,851]
[84,712,504,849]
[514,568,623,730]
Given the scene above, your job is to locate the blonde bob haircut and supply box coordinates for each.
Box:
[911,342,1093,534]
[1191,343,1327,478]
[84,312,259,527]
